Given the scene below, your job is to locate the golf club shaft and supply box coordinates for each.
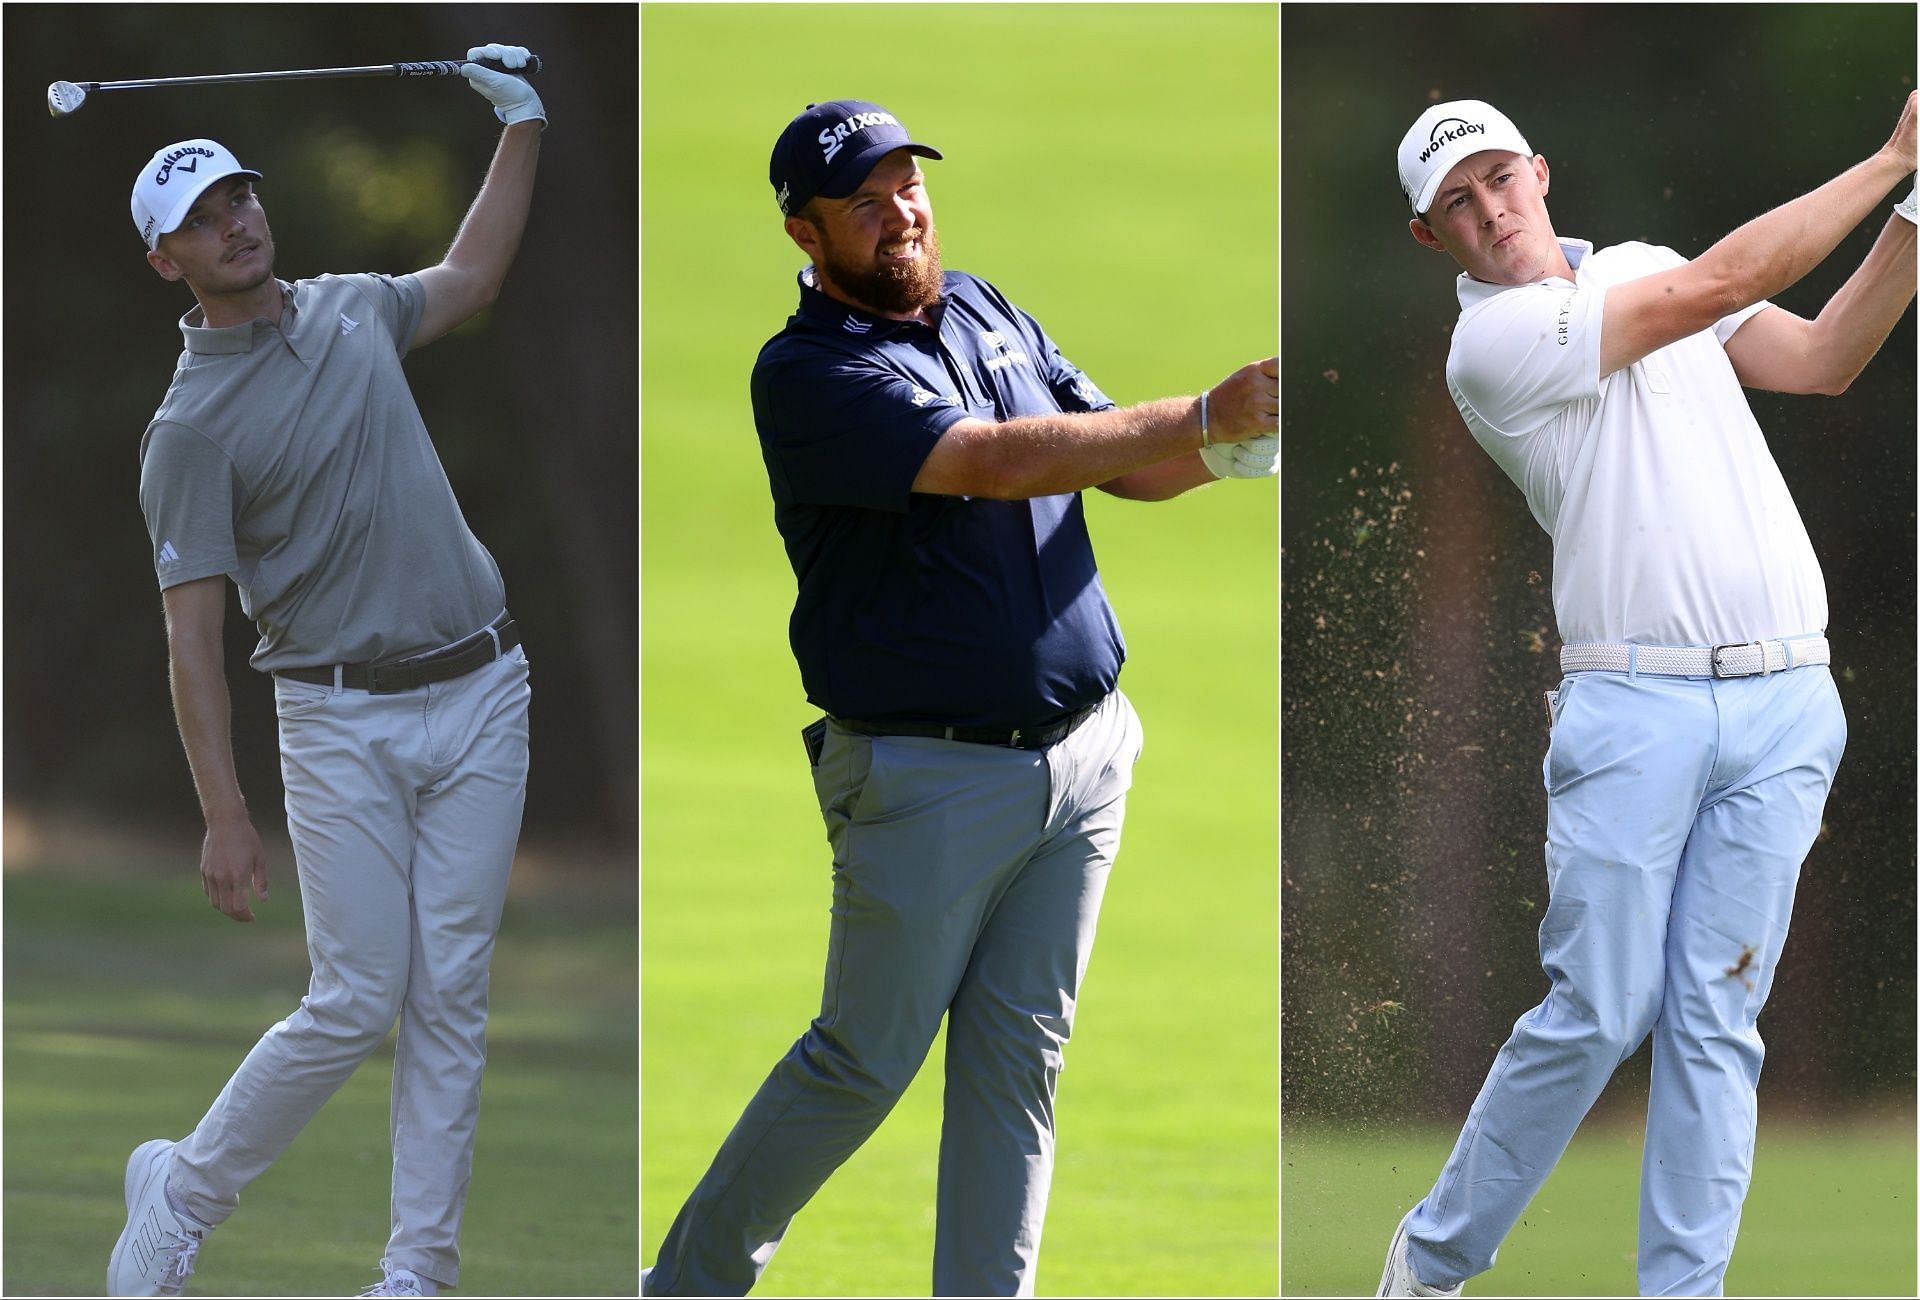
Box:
[72,54,541,95]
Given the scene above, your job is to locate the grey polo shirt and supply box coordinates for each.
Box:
[138,274,506,672]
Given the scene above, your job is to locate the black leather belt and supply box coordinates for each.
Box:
[836,699,1101,752]
[274,614,519,695]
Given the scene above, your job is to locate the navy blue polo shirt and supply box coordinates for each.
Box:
[752,268,1127,727]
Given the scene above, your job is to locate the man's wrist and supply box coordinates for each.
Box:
[1871,146,1915,184]
[202,803,250,827]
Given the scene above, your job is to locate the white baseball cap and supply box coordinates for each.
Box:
[131,138,262,249]
[1397,100,1533,215]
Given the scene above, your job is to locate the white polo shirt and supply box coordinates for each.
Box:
[1446,237,1827,647]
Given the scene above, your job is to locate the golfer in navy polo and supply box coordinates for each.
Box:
[642,101,1277,1297]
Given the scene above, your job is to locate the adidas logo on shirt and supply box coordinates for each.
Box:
[158,540,180,565]
[339,313,360,336]
[842,316,872,335]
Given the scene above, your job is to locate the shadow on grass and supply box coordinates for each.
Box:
[3,857,636,1298]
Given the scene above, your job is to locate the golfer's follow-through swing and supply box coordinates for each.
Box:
[108,42,546,1300]
[1378,92,1917,1299]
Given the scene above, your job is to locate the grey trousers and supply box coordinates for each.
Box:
[169,642,531,1287]
[649,689,1143,1297]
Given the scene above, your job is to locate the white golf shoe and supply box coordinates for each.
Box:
[106,1139,211,1297]
[357,1258,439,1297]
[1377,1208,1463,1297]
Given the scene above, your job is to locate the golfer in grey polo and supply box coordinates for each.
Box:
[108,44,545,1300]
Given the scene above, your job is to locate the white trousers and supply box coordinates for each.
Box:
[169,643,531,1287]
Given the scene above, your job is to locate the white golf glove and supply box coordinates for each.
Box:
[463,43,545,128]
[1896,185,1917,225]
[1200,433,1278,480]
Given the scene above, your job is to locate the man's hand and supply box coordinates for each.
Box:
[1200,433,1278,480]
[1203,356,1279,445]
[463,43,545,127]
[201,817,268,922]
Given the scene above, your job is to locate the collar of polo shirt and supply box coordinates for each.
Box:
[179,280,302,354]
[793,266,946,335]
[1456,237,1593,307]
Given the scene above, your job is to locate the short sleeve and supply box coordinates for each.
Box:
[1447,283,1605,438]
[1715,299,1774,346]
[753,352,969,512]
[138,421,241,590]
[335,272,427,357]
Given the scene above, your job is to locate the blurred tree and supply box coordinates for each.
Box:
[3,3,637,846]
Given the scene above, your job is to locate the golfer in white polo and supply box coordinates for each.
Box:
[1376,94,1917,1297]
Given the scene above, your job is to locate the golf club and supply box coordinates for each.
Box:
[48,54,543,119]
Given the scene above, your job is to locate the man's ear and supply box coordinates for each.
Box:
[784,214,821,260]
[1409,216,1448,253]
[146,246,185,283]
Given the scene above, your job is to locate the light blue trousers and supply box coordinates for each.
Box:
[1405,664,1845,1297]
[648,690,1142,1297]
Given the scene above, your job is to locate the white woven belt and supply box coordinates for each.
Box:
[1559,636,1830,679]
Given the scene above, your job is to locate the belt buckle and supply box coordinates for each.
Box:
[1710,640,1764,679]
[367,657,417,695]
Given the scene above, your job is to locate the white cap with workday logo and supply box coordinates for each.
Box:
[130,139,262,249]
[1397,100,1533,215]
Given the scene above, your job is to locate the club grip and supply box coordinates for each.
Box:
[395,54,543,78]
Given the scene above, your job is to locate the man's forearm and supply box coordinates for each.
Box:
[168,630,249,826]
[915,356,1277,499]
[923,396,1203,499]
[1805,214,1918,391]
[443,121,542,299]
[1701,148,1911,312]
[1099,451,1220,501]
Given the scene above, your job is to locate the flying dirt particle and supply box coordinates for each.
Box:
[1324,368,1340,384]
[1527,570,1543,585]
[1361,999,1405,1024]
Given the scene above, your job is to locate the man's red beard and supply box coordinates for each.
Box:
[817,224,945,315]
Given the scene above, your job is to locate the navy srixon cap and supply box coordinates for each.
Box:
[770,100,943,216]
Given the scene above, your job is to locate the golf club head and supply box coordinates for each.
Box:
[47,81,87,117]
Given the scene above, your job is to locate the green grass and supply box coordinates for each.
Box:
[1282,1117,1917,1296]
[3,864,636,1297]
[640,4,1277,1295]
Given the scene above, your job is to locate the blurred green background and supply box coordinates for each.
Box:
[4,4,636,1294]
[641,4,1277,1296]
[6,2,637,842]
[1283,4,1915,1295]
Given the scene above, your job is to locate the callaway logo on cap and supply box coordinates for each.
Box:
[131,138,262,249]
[1396,99,1533,215]
[769,99,943,216]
